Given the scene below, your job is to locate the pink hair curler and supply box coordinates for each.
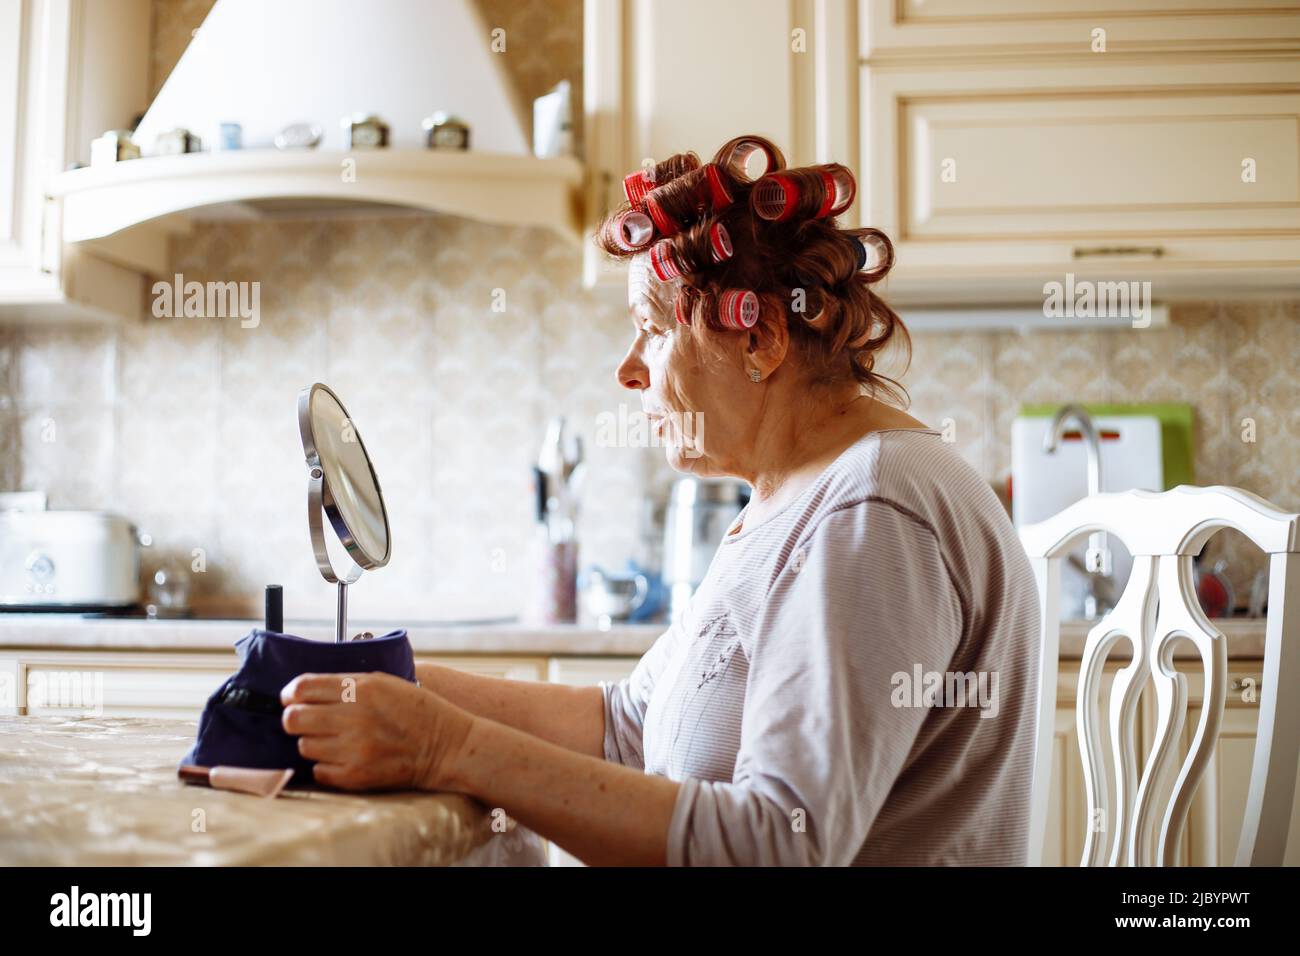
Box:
[752,174,801,221]
[718,289,759,329]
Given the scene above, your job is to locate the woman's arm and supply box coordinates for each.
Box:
[446,714,679,866]
[415,662,604,758]
[280,671,678,865]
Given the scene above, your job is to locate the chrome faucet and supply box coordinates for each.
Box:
[1043,404,1112,579]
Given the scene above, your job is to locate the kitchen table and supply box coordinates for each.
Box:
[0,715,545,866]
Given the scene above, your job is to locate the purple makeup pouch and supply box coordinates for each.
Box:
[182,628,416,783]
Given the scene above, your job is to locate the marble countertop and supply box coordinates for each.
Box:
[0,715,546,866]
[0,614,1269,659]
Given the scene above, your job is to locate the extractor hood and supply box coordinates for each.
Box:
[48,0,583,278]
[135,0,530,153]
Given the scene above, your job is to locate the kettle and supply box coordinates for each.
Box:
[661,478,748,620]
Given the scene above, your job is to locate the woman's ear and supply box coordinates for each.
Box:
[746,302,790,380]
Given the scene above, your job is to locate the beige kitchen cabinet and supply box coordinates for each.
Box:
[0,0,150,323]
[861,1,1300,59]
[582,0,861,287]
[854,0,1300,304]
[0,648,235,719]
[861,56,1300,304]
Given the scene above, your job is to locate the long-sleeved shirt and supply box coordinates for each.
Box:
[601,427,1041,865]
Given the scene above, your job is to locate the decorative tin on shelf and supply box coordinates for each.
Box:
[422,112,470,151]
[274,122,322,150]
[154,128,203,156]
[343,113,389,149]
[90,130,141,166]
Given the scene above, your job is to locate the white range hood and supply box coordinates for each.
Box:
[135,0,530,153]
[48,0,583,279]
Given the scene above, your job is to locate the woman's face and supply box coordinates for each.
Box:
[615,254,755,476]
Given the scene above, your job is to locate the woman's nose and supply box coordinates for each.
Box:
[617,343,648,391]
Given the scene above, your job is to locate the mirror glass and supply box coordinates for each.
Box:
[299,384,391,571]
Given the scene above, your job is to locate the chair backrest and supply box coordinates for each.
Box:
[1020,485,1300,866]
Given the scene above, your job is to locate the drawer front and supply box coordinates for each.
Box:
[14,656,234,718]
[900,90,1300,242]
[863,1,1300,57]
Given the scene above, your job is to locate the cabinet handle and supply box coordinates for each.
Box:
[1072,245,1165,260]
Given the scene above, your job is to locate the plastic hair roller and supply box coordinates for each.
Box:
[624,169,654,207]
[645,193,682,238]
[624,153,702,208]
[701,164,734,211]
[752,173,801,222]
[716,138,779,184]
[607,210,655,252]
[649,240,685,281]
[674,289,693,325]
[708,222,733,263]
[853,235,870,271]
[815,166,857,218]
[718,289,759,330]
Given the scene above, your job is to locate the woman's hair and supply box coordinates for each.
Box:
[597,134,910,406]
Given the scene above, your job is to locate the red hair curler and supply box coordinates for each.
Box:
[674,289,693,325]
[709,222,733,263]
[623,169,653,208]
[606,210,654,252]
[624,153,701,208]
[649,240,685,281]
[718,289,759,330]
[752,174,801,221]
[815,166,856,218]
[716,138,779,184]
[701,164,734,211]
[644,193,682,238]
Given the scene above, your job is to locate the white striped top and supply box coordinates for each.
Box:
[601,428,1042,865]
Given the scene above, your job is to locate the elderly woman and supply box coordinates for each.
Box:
[281,135,1041,866]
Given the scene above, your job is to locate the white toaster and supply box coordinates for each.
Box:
[0,510,140,609]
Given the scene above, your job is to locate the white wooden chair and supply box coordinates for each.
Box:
[1020,485,1300,866]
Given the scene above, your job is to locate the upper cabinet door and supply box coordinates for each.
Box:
[583,0,860,287]
[862,0,1300,58]
[0,0,149,321]
[857,0,1300,305]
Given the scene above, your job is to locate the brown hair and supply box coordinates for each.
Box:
[597,135,910,406]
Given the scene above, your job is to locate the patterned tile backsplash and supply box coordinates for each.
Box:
[0,1,1294,620]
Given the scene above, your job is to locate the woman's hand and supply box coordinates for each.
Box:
[280,672,474,792]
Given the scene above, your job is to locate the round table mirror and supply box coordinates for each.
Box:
[297,384,391,641]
